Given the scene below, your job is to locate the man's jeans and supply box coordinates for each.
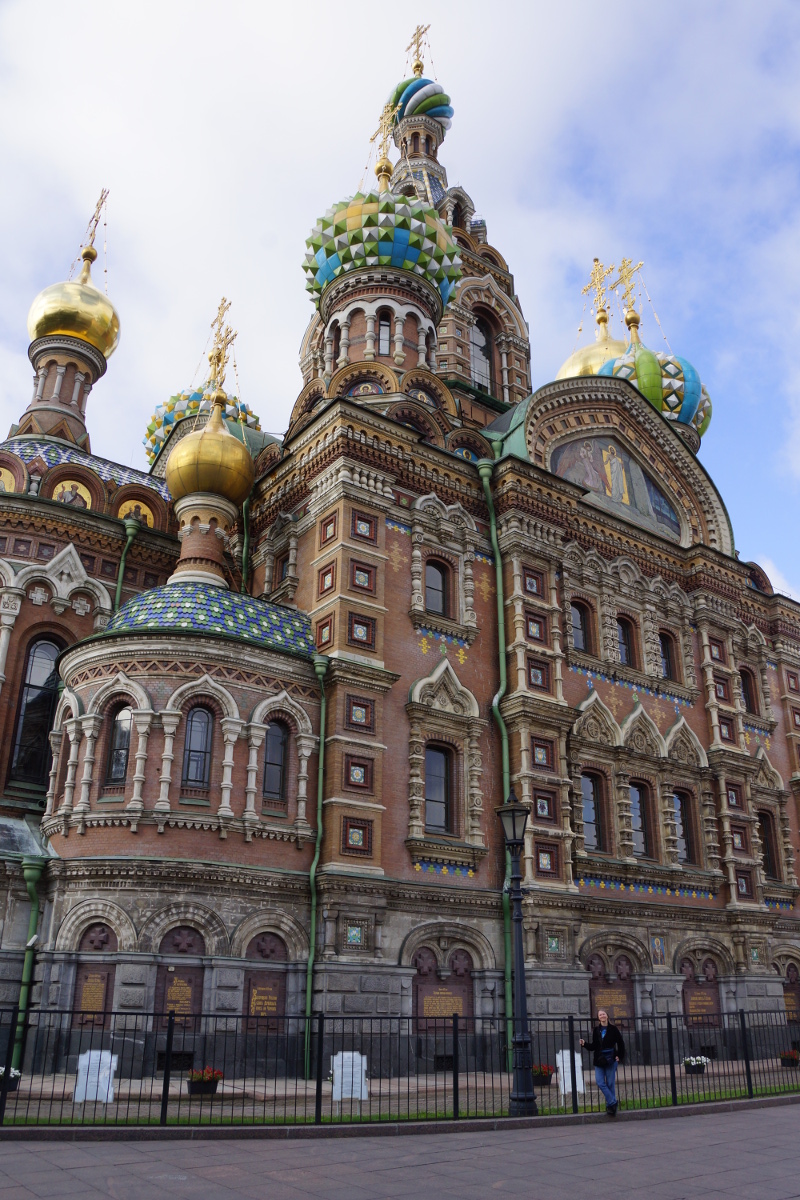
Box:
[595,1061,618,1108]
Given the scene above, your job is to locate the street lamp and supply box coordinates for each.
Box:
[496,790,537,1116]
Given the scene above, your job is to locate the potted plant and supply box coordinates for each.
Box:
[531,1062,554,1085]
[187,1067,223,1096]
[0,1067,20,1093]
[683,1055,710,1075]
[780,1049,799,1068]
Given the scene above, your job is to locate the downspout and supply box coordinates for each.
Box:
[240,494,251,595]
[114,517,140,612]
[12,856,45,1071]
[477,459,514,1069]
[304,653,329,1079]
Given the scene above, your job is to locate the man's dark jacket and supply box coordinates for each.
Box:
[582,1023,626,1067]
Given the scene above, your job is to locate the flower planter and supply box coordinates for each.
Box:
[1,1078,18,1093]
[187,1079,220,1097]
[684,1064,705,1075]
[780,1057,799,1069]
[531,1072,553,1086]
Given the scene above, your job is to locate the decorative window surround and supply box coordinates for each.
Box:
[408,494,479,645]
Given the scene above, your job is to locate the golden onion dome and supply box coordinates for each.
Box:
[27,245,120,359]
[165,391,255,507]
[555,308,627,380]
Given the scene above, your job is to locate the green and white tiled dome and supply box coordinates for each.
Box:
[144,388,261,464]
[598,338,712,438]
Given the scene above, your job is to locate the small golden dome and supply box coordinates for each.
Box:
[27,245,120,359]
[165,391,255,507]
[555,308,627,380]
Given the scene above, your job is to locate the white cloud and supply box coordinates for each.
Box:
[758,559,800,603]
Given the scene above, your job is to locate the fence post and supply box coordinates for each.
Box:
[568,1015,579,1114]
[160,1011,175,1127]
[666,1011,678,1106]
[739,1009,753,1099]
[314,1011,324,1125]
[452,1013,460,1120]
[0,1007,19,1126]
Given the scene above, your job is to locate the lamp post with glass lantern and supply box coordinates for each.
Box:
[496,791,537,1116]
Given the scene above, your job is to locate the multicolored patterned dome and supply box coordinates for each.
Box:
[303,191,462,309]
[143,388,261,464]
[388,76,454,130]
[598,338,712,438]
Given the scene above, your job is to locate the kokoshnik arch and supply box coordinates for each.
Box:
[0,32,798,1034]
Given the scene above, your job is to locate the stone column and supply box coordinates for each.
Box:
[218,718,243,823]
[660,775,679,866]
[323,335,334,379]
[715,771,738,905]
[155,711,181,815]
[393,315,405,366]
[698,624,722,746]
[410,521,424,614]
[337,319,350,369]
[701,782,721,874]
[44,729,64,817]
[295,734,316,830]
[81,380,91,413]
[616,768,634,859]
[127,712,153,820]
[499,346,510,404]
[0,591,22,698]
[417,324,427,367]
[550,571,564,703]
[51,365,67,402]
[243,723,266,839]
[70,371,85,408]
[463,547,476,631]
[34,367,47,401]
[364,314,376,360]
[58,719,82,823]
[408,719,425,838]
[466,727,483,846]
[74,715,102,816]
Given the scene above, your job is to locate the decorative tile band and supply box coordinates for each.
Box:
[386,519,412,535]
[474,551,494,565]
[765,898,794,911]
[570,664,691,715]
[414,860,475,878]
[578,876,715,901]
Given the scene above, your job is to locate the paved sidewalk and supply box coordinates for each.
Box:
[0,1106,798,1200]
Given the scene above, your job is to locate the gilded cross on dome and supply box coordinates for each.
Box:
[406,23,430,77]
[581,257,615,315]
[208,297,237,393]
[84,188,109,250]
[370,102,399,163]
[611,257,644,316]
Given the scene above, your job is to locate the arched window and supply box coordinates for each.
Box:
[425,745,452,834]
[424,136,432,155]
[581,773,605,852]
[570,602,590,653]
[617,617,635,668]
[758,812,779,879]
[331,325,341,363]
[673,791,695,864]
[425,561,448,616]
[739,669,757,714]
[9,638,62,787]
[263,721,288,807]
[181,707,213,788]
[629,783,651,858]
[378,312,392,356]
[105,705,133,785]
[659,633,677,681]
[470,318,494,393]
[411,132,420,154]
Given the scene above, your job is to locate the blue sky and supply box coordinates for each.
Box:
[1,1,798,594]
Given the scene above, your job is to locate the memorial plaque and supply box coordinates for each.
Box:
[412,947,474,1030]
[422,988,464,1018]
[784,984,800,1023]
[72,966,114,1028]
[589,983,634,1024]
[155,965,204,1027]
[244,972,285,1029]
[682,983,721,1025]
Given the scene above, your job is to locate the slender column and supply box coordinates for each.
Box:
[295,734,316,828]
[337,320,350,369]
[407,719,425,838]
[393,315,405,366]
[0,607,20,697]
[81,380,91,413]
[155,711,181,814]
[698,624,722,746]
[58,720,82,819]
[218,718,243,820]
[616,768,634,859]
[500,348,510,404]
[127,712,153,818]
[74,715,102,815]
[417,324,427,367]
[34,367,47,401]
[660,776,679,866]
[716,772,739,905]
[549,571,564,703]
[44,729,64,817]
[323,335,334,379]
[364,314,376,360]
[463,548,476,629]
[51,365,67,402]
[70,371,85,407]
[244,723,266,831]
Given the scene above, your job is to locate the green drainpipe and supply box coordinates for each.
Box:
[240,495,251,595]
[12,857,45,1071]
[477,460,514,1070]
[114,517,140,612]
[304,653,329,1079]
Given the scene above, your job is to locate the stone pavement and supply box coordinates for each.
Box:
[0,1106,798,1200]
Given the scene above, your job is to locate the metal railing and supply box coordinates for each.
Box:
[0,1006,797,1127]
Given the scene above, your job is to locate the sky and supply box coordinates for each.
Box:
[1,1,799,595]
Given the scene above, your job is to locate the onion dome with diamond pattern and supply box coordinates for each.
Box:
[144,388,261,464]
[27,245,120,359]
[388,75,454,130]
[598,326,712,439]
[303,190,462,309]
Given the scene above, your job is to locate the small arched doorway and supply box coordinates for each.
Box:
[155,926,206,1029]
[243,932,287,1027]
[72,923,118,1028]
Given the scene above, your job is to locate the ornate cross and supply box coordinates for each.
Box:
[85,188,109,249]
[611,257,644,314]
[208,297,237,391]
[581,257,615,313]
[406,23,430,76]
[371,101,400,160]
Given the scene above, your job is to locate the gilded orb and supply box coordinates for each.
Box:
[555,310,627,381]
[165,393,255,507]
[27,246,120,359]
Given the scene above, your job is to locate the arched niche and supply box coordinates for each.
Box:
[243,932,288,1025]
[72,922,119,1029]
[154,925,207,1029]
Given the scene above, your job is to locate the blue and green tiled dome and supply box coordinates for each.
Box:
[105,582,314,660]
[598,336,712,439]
[144,389,261,464]
[388,76,454,130]
[303,191,462,309]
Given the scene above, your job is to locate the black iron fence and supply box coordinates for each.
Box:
[0,1006,798,1126]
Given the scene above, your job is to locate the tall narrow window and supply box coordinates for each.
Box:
[673,791,695,864]
[739,669,757,714]
[659,633,676,681]
[9,638,61,786]
[617,617,634,667]
[263,722,288,806]
[629,784,650,857]
[571,603,589,652]
[181,708,213,788]
[425,561,448,616]
[378,313,392,356]
[106,706,133,785]
[581,774,604,852]
[758,812,778,880]
[425,746,451,834]
[470,318,494,392]
[331,325,341,364]
[411,132,420,154]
